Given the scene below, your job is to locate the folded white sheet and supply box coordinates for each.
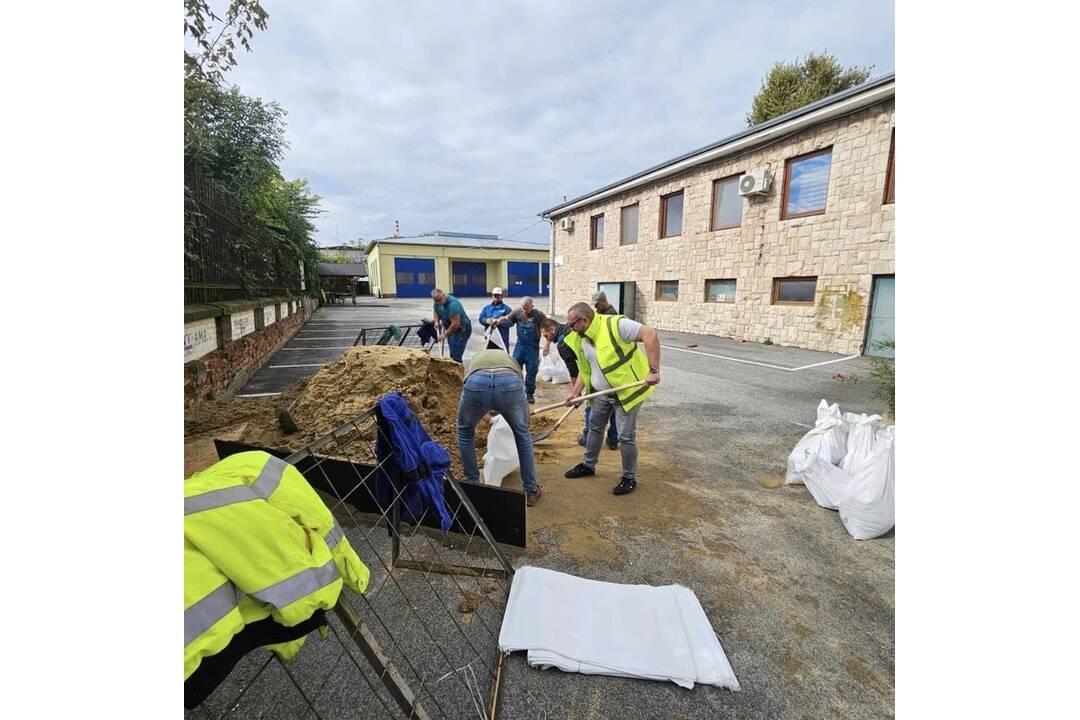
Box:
[498,566,740,690]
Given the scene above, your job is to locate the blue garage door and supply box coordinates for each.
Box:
[506,261,541,297]
[541,262,550,296]
[451,261,487,297]
[394,257,436,297]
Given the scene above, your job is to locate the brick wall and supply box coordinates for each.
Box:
[551,99,895,354]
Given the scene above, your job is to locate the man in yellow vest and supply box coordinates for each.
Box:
[560,301,661,495]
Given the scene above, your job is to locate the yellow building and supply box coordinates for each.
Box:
[366,231,551,298]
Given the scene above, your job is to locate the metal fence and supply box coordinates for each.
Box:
[352,325,435,352]
[184,168,299,305]
[189,404,515,720]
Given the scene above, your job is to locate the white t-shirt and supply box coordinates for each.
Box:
[580,318,643,390]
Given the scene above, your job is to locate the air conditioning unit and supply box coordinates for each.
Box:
[738,170,772,197]
[559,217,574,232]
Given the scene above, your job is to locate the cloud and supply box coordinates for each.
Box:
[224,0,894,247]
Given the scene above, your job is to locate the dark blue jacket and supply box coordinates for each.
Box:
[374,392,453,532]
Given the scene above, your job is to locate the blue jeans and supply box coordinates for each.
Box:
[446,324,472,363]
[457,371,538,493]
[583,403,619,445]
[512,344,540,395]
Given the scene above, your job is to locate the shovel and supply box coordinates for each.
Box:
[530,403,579,443]
[529,380,648,417]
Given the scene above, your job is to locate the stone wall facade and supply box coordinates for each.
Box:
[550,98,895,355]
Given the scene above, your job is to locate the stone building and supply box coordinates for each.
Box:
[540,73,895,356]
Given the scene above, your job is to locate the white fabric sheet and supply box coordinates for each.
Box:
[498,566,740,690]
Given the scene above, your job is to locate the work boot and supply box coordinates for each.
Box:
[526,488,542,507]
[607,440,620,451]
[612,476,637,496]
[577,430,587,447]
[564,463,596,479]
[527,393,536,404]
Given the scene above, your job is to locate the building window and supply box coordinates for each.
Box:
[710,175,742,230]
[772,276,817,306]
[782,148,833,219]
[590,214,605,250]
[620,203,639,245]
[395,272,411,284]
[705,278,737,303]
[453,273,469,285]
[655,280,679,301]
[418,273,435,284]
[884,129,895,205]
[660,190,683,238]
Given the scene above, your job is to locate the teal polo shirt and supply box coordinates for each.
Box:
[433,294,471,331]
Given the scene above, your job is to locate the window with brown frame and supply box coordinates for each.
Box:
[659,190,684,238]
[710,175,743,230]
[771,276,817,306]
[590,214,605,250]
[655,280,679,301]
[883,129,895,204]
[705,278,737,303]
[782,147,833,220]
[620,203,639,245]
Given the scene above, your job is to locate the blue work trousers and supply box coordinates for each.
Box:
[445,324,472,363]
[512,344,540,395]
[456,371,538,493]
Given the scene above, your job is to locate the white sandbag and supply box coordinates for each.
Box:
[840,412,882,474]
[538,351,555,382]
[839,426,895,540]
[785,400,849,484]
[800,450,855,510]
[481,415,519,487]
[538,348,571,384]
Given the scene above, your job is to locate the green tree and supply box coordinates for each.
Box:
[184,0,269,84]
[747,52,873,126]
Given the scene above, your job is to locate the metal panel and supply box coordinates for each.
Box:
[450,261,488,297]
[393,257,436,297]
[506,261,540,297]
[865,275,895,357]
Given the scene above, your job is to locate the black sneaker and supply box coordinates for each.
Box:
[612,476,637,495]
[564,463,596,479]
[527,394,536,404]
[577,431,587,447]
[607,440,619,451]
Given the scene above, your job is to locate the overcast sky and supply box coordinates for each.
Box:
[220,0,894,248]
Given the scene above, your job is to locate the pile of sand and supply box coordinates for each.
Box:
[238,346,492,470]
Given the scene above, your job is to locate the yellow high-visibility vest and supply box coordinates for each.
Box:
[563,314,655,412]
[184,451,370,680]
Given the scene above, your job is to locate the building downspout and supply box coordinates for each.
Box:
[547,219,555,316]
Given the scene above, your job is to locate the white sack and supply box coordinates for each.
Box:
[839,426,895,540]
[499,566,740,691]
[539,348,572,384]
[481,415,518,487]
[840,412,882,474]
[785,400,849,484]
[800,450,855,510]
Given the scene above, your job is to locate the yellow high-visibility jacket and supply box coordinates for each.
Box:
[184,451,370,680]
[563,314,655,412]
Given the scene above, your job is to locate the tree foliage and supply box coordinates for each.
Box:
[184,0,269,84]
[747,52,873,126]
[184,2,323,298]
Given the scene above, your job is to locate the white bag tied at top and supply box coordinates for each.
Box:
[539,347,571,384]
[839,426,895,540]
[785,400,849,485]
[482,414,519,487]
[840,412,882,474]
[801,452,854,510]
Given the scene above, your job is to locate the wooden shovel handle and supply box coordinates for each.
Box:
[529,380,648,416]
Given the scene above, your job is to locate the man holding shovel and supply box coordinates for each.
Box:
[561,302,661,496]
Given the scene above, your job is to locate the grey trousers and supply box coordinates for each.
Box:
[582,393,641,480]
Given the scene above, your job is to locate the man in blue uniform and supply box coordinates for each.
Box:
[497,296,546,403]
[431,288,472,363]
[477,286,512,350]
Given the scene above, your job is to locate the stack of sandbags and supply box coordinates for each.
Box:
[785,400,894,540]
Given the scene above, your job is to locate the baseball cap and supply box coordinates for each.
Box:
[491,287,503,295]
[591,290,607,304]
